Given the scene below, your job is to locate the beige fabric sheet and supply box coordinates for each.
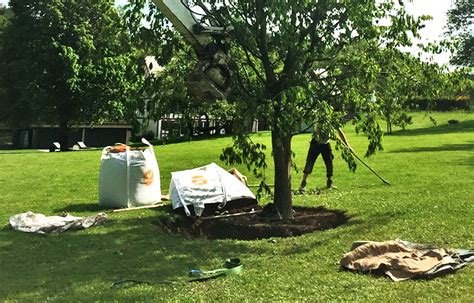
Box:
[340,241,457,281]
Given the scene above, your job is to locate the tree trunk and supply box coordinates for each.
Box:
[59,121,69,151]
[222,121,233,135]
[186,120,194,138]
[272,130,294,220]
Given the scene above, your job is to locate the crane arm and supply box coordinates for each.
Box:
[152,0,233,102]
[153,0,211,49]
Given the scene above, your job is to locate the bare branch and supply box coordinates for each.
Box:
[242,47,266,85]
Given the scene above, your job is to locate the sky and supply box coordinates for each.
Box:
[402,0,453,65]
[1,0,454,65]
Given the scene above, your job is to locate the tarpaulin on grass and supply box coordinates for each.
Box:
[340,240,474,281]
[169,163,256,217]
[9,212,107,234]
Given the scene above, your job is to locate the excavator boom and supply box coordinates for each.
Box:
[152,0,232,101]
[153,0,211,49]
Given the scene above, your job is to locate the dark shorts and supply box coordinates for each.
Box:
[303,139,333,177]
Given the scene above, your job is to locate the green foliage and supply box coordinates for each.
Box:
[220,134,270,197]
[410,98,472,112]
[370,49,451,133]
[123,1,240,138]
[124,0,181,64]
[0,4,12,32]
[0,0,140,132]
[137,46,238,139]
[202,1,433,156]
[0,4,12,99]
[127,1,448,217]
[407,67,474,113]
[446,0,473,67]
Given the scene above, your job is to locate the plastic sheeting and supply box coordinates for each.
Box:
[169,163,256,216]
[9,212,107,234]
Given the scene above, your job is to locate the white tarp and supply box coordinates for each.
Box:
[99,138,161,209]
[169,163,256,216]
[9,212,107,234]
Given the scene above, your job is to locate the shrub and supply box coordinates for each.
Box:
[408,97,471,111]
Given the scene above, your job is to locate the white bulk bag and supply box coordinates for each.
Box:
[169,163,256,216]
[99,138,161,208]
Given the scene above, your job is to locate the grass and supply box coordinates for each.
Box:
[0,111,473,302]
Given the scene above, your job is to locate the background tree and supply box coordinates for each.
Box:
[446,0,473,67]
[0,4,12,34]
[0,4,12,101]
[0,0,141,150]
[372,49,451,133]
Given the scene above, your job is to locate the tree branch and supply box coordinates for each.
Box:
[242,47,266,85]
[255,0,276,87]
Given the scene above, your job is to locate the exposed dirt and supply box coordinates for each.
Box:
[154,200,349,240]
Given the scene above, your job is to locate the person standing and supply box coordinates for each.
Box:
[299,126,352,191]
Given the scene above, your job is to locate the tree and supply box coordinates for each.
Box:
[0,4,12,101]
[446,0,473,67]
[210,0,437,219]
[129,1,435,219]
[0,4,12,31]
[372,49,450,133]
[0,0,141,150]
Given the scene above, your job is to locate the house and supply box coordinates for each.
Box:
[141,113,260,140]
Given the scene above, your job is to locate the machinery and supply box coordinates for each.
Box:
[153,0,233,102]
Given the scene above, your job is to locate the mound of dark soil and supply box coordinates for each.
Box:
[154,204,348,240]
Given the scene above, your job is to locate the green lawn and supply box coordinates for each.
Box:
[0,111,473,302]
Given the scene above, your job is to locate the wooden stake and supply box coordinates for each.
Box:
[200,209,263,221]
[112,203,165,213]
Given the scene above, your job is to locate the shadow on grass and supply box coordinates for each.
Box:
[0,215,270,298]
[452,154,474,167]
[389,142,474,153]
[0,149,102,155]
[0,205,408,299]
[389,120,474,137]
[0,151,47,155]
[339,210,407,236]
[275,209,402,256]
[53,203,108,213]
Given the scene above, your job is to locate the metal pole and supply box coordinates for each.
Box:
[350,151,391,185]
[339,138,391,185]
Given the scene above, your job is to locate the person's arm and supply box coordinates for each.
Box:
[337,128,353,151]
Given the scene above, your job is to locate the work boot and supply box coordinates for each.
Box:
[326,178,332,189]
[299,180,307,192]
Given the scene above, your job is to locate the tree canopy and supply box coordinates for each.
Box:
[372,48,453,133]
[446,0,473,67]
[0,4,12,31]
[127,0,452,219]
[0,4,12,100]
[0,0,141,149]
